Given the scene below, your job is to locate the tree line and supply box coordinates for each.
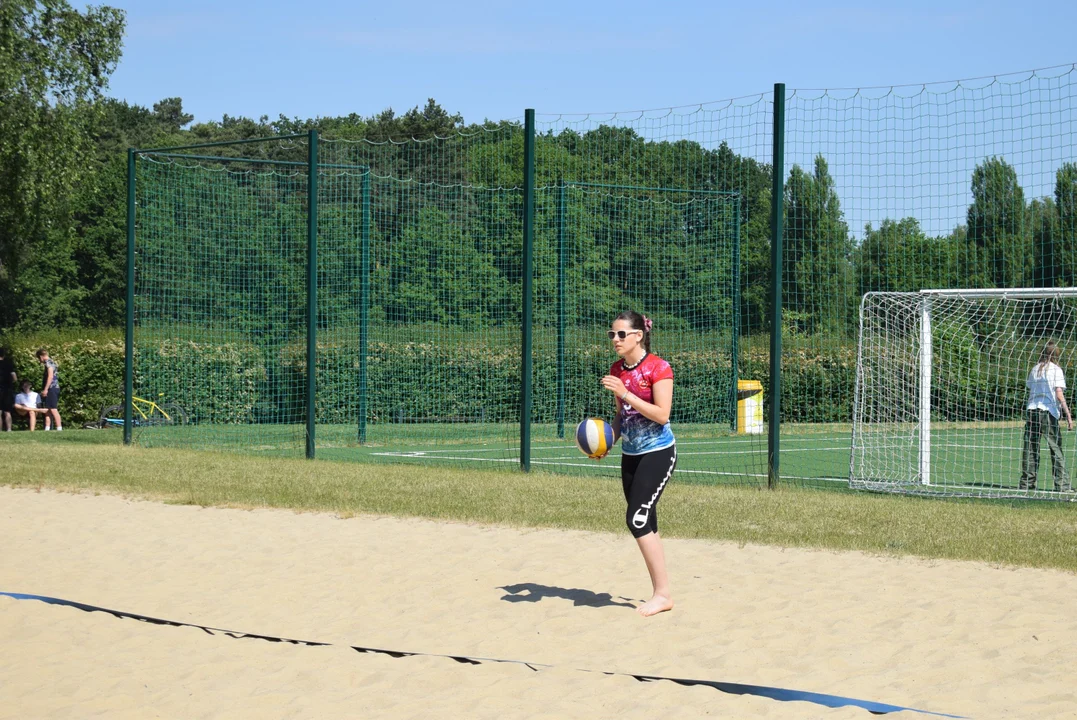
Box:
[4,1,1077,341]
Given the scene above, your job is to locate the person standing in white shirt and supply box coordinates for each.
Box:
[1021,341,1074,492]
[13,381,47,432]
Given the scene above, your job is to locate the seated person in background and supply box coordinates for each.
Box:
[13,381,49,431]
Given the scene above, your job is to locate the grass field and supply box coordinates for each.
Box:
[118,421,847,489]
[123,420,847,481]
[121,418,1077,499]
[2,429,1076,572]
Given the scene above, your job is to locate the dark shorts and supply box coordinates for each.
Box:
[620,443,677,538]
[0,388,13,413]
[42,387,59,410]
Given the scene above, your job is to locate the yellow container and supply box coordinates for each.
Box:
[736,380,764,434]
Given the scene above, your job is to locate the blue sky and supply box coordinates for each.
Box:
[102,0,1077,125]
[100,0,1075,237]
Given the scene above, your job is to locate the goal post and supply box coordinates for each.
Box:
[851,288,1077,500]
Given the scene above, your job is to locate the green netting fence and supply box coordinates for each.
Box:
[126,63,1077,498]
[781,65,1077,492]
[132,148,310,455]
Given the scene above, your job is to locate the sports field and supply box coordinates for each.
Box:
[126,420,1077,498]
[128,421,841,483]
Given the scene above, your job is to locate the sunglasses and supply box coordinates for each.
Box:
[607,329,642,340]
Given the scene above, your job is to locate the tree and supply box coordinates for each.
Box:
[0,0,125,328]
[1028,197,1060,287]
[361,99,463,143]
[857,217,960,294]
[376,205,508,327]
[1055,163,1077,286]
[709,142,772,337]
[783,155,854,335]
[966,157,1030,288]
[152,97,193,132]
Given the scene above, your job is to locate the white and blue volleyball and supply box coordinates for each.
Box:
[575,417,614,459]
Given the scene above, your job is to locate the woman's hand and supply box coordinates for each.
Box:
[601,375,627,399]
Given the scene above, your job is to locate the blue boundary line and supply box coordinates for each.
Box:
[2,592,965,717]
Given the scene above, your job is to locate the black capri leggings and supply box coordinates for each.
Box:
[621,444,677,538]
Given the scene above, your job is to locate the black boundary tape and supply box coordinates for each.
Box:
[1,592,965,718]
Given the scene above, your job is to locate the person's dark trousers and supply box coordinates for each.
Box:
[1021,409,1071,491]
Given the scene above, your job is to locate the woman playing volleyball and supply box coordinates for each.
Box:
[601,311,677,617]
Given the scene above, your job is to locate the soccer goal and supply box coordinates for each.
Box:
[850,289,1077,500]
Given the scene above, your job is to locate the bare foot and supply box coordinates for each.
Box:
[636,594,674,617]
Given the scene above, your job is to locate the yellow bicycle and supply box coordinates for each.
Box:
[98,391,188,428]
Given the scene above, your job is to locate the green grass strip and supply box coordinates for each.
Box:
[3,432,1076,572]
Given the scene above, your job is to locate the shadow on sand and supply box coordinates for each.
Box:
[498,583,637,608]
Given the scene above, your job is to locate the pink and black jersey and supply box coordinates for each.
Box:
[611,353,675,455]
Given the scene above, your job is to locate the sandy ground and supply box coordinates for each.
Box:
[2,487,1076,719]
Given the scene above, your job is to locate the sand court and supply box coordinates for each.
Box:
[2,486,1076,719]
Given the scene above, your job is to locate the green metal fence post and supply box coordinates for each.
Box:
[556,177,567,439]
[125,148,135,446]
[768,84,786,489]
[730,199,741,432]
[306,129,319,459]
[521,109,536,471]
[358,169,371,444]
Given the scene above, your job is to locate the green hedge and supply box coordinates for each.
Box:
[0,328,869,428]
[136,337,267,425]
[768,342,858,423]
[0,330,266,426]
[293,334,843,427]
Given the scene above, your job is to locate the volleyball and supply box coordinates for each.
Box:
[575,417,615,459]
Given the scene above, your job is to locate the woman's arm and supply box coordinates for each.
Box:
[611,396,623,441]
[1055,387,1073,430]
[620,378,672,426]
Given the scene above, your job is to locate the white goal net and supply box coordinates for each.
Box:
[851,289,1077,500]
